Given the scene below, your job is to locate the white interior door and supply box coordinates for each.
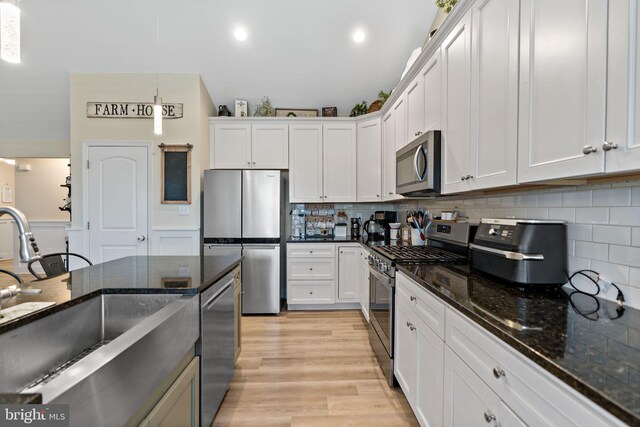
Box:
[88,146,149,263]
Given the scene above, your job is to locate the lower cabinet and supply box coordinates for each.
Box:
[337,245,360,302]
[233,266,242,362]
[359,248,370,321]
[287,244,337,306]
[139,356,200,427]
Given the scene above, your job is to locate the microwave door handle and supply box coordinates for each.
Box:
[414,146,422,181]
[419,146,428,181]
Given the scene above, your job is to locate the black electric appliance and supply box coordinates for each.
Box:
[396,130,441,196]
[469,218,567,285]
[367,221,472,386]
[374,211,398,237]
[351,218,361,239]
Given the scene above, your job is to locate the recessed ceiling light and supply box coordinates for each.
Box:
[234,27,248,41]
[353,30,366,44]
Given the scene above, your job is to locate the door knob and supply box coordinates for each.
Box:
[602,141,618,151]
[137,235,146,242]
[582,145,597,155]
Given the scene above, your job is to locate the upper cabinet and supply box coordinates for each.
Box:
[517,0,608,183]
[606,0,640,173]
[210,121,289,169]
[382,110,404,201]
[289,123,357,203]
[357,117,382,202]
[406,75,425,146]
[422,49,442,133]
[393,96,408,151]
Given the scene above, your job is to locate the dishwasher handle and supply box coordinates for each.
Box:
[202,276,234,308]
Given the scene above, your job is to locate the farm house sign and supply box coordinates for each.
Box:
[86,102,183,119]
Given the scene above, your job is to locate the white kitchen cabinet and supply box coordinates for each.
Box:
[393,96,408,151]
[289,124,323,203]
[441,11,472,194]
[422,49,442,133]
[382,110,404,201]
[251,123,289,168]
[359,248,370,322]
[323,123,357,202]
[287,243,336,306]
[357,117,382,202]
[337,245,359,302]
[517,0,608,183]
[395,298,417,401]
[605,0,640,173]
[211,123,252,169]
[406,75,424,145]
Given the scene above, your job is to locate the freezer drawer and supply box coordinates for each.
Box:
[242,244,281,314]
[203,244,242,258]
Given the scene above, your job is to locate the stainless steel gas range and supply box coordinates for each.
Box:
[367,221,474,386]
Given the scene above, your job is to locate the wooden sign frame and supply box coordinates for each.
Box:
[159,143,192,204]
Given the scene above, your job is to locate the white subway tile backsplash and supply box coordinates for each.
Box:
[537,192,563,207]
[630,267,640,288]
[609,245,640,268]
[562,190,592,207]
[501,196,516,207]
[526,208,549,220]
[592,225,631,245]
[491,208,510,218]
[567,224,592,241]
[568,256,591,272]
[486,197,502,207]
[575,207,609,224]
[632,187,640,206]
[518,194,538,207]
[548,207,575,222]
[610,207,640,226]
[633,228,640,247]
[592,188,631,207]
[575,241,608,261]
[508,208,527,218]
[590,260,630,285]
[567,240,575,256]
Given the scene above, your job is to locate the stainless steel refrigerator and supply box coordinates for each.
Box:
[203,169,285,314]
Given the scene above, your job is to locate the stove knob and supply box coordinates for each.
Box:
[489,228,498,236]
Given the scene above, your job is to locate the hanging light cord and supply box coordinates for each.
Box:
[156,0,160,95]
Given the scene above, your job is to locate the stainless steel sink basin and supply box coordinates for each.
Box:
[0,293,199,427]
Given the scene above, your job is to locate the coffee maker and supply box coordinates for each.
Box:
[374,211,398,239]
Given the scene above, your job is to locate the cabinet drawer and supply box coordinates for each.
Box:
[445,309,624,427]
[288,282,335,304]
[288,258,335,280]
[287,244,336,258]
[397,272,446,339]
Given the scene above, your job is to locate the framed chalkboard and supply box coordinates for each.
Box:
[160,143,192,204]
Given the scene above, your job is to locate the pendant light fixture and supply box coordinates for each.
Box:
[153,0,162,135]
[0,0,20,63]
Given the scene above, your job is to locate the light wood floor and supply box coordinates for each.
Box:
[213,310,418,427]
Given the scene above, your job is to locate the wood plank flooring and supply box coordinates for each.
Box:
[213,310,418,427]
[0,259,32,286]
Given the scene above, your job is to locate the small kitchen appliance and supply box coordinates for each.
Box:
[469,218,567,285]
[374,211,398,237]
[350,218,361,239]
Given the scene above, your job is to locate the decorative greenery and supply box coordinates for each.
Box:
[377,90,391,107]
[349,100,368,117]
[436,0,458,13]
[254,96,274,117]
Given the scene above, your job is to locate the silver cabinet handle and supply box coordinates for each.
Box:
[376,194,380,197]
[583,145,597,154]
[252,161,256,165]
[309,268,313,271]
[466,174,474,180]
[470,243,544,260]
[484,410,496,423]
[309,291,313,295]
[388,192,393,195]
[137,235,146,242]
[309,250,313,254]
[493,366,505,379]
[406,321,416,331]
[410,296,417,302]
[602,141,618,151]
[247,161,251,166]
[461,176,467,181]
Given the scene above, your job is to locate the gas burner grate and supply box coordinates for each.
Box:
[373,245,467,263]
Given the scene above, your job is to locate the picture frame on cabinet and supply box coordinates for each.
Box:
[275,108,318,118]
[235,100,248,117]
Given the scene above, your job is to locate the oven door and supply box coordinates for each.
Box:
[368,266,394,357]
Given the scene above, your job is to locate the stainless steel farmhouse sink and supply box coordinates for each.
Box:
[0,293,199,427]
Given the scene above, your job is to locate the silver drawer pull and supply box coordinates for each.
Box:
[602,141,618,151]
[406,321,416,331]
[493,366,505,379]
[582,145,597,155]
[309,268,313,271]
[410,296,417,302]
[484,410,496,423]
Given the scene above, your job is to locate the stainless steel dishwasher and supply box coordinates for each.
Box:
[200,272,234,427]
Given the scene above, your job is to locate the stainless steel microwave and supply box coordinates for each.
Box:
[396,130,441,196]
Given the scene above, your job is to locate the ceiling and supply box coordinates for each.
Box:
[0,0,437,144]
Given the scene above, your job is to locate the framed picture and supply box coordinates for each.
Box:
[322,107,337,117]
[159,143,192,204]
[235,100,248,117]
[275,108,318,118]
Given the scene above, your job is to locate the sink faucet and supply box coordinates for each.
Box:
[0,206,41,263]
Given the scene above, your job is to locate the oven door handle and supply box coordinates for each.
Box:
[470,243,544,261]
[369,266,393,287]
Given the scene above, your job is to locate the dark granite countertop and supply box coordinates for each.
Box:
[0,393,41,404]
[396,262,640,425]
[287,236,412,248]
[0,255,241,333]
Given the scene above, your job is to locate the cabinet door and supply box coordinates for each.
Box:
[337,246,359,301]
[251,123,289,169]
[357,118,382,202]
[394,298,417,405]
[441,12,472,194]
[423,49,442,132]
[606,0,640,172]
[468,0,519,190]
[140,357,200,427]
[323,123,357,202]
[360,251,370,321]
[393,96,408,151]
[289,124,323,203]
[444,347,500,427]
[415,317,445,427]
[382,111,403,201]
[499,401,527,427]
[406,75,425,144]
[518,0,607,182]
[211,123,252,169]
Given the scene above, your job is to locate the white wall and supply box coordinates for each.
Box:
[15,158,70,221]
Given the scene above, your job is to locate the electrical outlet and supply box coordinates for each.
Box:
[179,205,190,216]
